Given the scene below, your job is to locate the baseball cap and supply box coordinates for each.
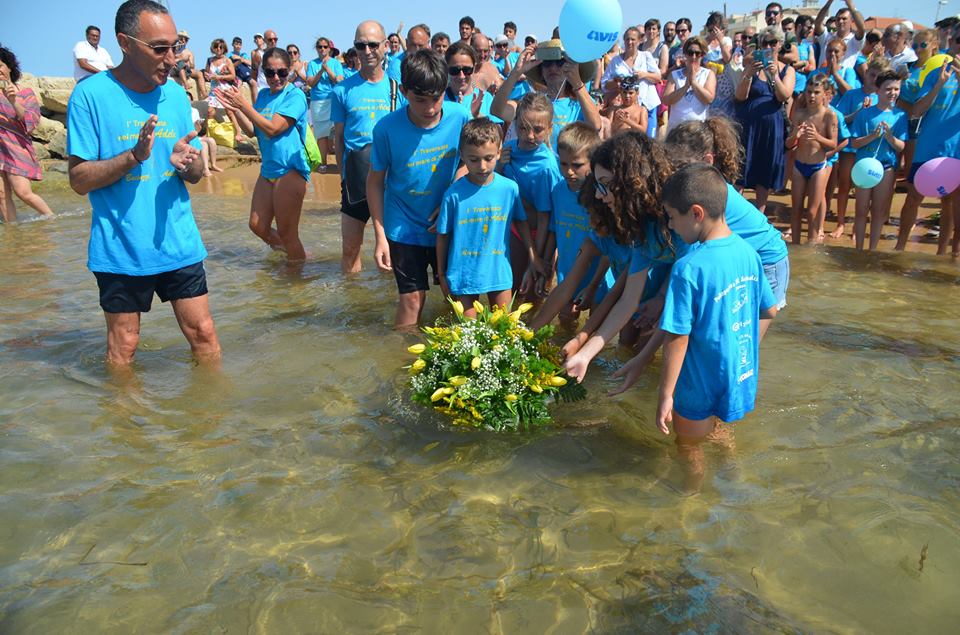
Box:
[254,32,264,39]
[524,34,538,44]
[494,35,509,45]
[177,30,189,39]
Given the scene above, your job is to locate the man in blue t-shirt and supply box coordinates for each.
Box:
[656,165,777,491]
[331,20,407,273]
[66,0,220,366]
[368,50,471,327]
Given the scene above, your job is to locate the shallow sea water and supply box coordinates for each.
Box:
[1,172,959,633]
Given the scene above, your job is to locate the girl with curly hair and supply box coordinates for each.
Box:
[560,131,683,382]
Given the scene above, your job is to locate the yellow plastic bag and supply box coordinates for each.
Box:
[208,119,235,149]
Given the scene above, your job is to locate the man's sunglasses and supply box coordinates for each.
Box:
[263,68,289,78]
[354,41,380,51]
[124,35,185,56]
[448,65,474,76]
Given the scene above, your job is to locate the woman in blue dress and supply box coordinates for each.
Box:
[735,26,795,213]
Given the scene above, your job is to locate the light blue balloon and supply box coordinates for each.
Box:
[559,0,623,63]
[851,157,884,189]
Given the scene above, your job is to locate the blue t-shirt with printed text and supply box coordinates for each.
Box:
[550,98,584,150]
[444,88,503,123]
[67,71,206,275]
[254,84,311,181]
[306,56,345,101]
[660,233,777,422]
[331,73,406,153]
[501,138,562,215]
[908,66,960,163]
[437,173,527,295]
[793,41,815,94]
[550,181,612,297]
[835,87,877,154]
[387,52,405,84]
[851,105,908,167]
[808,66,861,105]
[371,101,471,247]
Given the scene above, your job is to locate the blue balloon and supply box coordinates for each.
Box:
[851,158,884,189]
[559,0,623,63]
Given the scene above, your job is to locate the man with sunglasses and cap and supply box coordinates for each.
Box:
[331,20,407,273]
[814,0,866,69]
[66,0,220,366]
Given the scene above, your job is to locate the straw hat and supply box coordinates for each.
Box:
[525,39,598,89]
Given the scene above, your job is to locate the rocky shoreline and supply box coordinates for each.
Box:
[20,74,263,174]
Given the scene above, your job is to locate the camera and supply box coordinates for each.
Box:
[535,46,564,62]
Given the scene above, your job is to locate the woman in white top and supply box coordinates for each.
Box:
[204,39,242,142]
[662,36,716,133]
[641,19,670,77]
[600,27,661,136]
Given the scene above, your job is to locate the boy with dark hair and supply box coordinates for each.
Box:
[849,68,907,250]
[436,118,536,318]
[458,16,476,44]
[368,49,471,327]
[503,21,518,50]
[656,164,777,490]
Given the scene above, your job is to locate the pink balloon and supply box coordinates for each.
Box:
[914,157,960,199]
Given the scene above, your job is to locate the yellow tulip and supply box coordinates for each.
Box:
[530,383,543,393]
[490,309,503,324]
[471,356,482,370]
[509,309,522,323]
[431,387,448,402]
[449,375,468,386]
[505,394,518,402]
[473,300,485,314]
[450,300,464,315]
[548,376,567,387]
[410,359,427,374]
[407,343,426,355]
[521,329,534,341]
[517,302,534,314]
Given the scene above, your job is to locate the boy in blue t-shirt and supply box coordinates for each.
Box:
[657,164,777,491]
[368,50,471,327]
[850,70,908,251]
[542,123,609,328]
[437,118,536,318]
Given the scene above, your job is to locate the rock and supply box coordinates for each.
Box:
[33,142,51,161]
[42,160,69,174]
[18,73,41,94]
[37,76,75,93]
[40,90,72,114]
[31,117,67,159]
[236,137,260,156]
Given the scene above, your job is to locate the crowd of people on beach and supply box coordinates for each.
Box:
[0,0,958,479]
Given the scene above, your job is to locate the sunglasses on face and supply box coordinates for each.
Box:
[762,40,778,47]
[595,179,609,196]
[317,44,329,50]
[263,68,289,78]
[266,38,278,43]
[354,41,380,51]
[540,59,565,68]
[766,10,781,16]
[496,43,508,48]
[448,65,474,76]
[677,28,690,34]
[686,49,704,56]
[288,50,299,55]
[125,35,185,56]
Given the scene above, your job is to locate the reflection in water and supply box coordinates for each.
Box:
[1,188,959,632]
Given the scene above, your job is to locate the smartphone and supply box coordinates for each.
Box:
[535,46,564,62]
[759,48,774,66]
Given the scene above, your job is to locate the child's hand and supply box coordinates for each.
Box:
[655,394,673,435]
[515,45,539,76]
[373,239,392,272]
[572,286,595,311]
[535,273,549,297]
[439,275,451,300]
[937,61,955,87]
[496,144,512,170]
[633,295,665,331]
[426,207,440,233]
[560,334,585,361]
[563,351,591,383]
[608,353,651,396]
[519,267,536,296]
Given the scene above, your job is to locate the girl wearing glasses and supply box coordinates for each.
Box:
[735,26,795,213]
[443,42,499,121]
[663,36,716,133]
[216,48,310,263]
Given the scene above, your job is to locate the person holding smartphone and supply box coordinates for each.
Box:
[735,26,795,213]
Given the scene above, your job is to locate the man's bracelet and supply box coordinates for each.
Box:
[130,149,144,165]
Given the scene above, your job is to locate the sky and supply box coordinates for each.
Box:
[5,0,956,77]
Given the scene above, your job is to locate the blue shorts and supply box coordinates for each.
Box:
[94,261,208,313]
[763,255,790,311]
